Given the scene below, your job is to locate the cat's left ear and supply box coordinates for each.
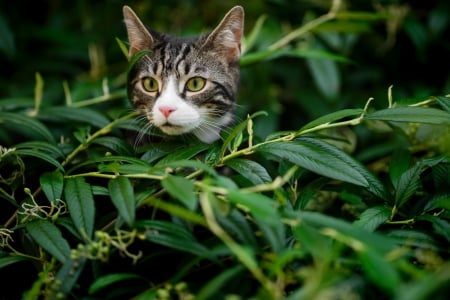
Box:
[205,6,244,63]
[123,6,154,58]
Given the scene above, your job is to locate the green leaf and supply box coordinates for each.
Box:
[52,258,87,299]
[227,190,279,226]
[89,273,143,295]
[25,219,71,263]
[418,215,450,242]
[389,148,411,187]
[155,143,209,165]
[0,255,29,268]
[353,206,391,231]
[195,265,245,300]
[15,148,64,171]
[40,170,64,204]
[39,106,110,128]
[258,138,387,198]
[64,177,95,239]
[358,246,400,294]
[306,56,340,100]
[225,158,272,185]
[0,112,55,143]
[136,220,209,256]
[15,141,65,158]
[435,96,450,112]
[395,157,445,208]
[365,106,450,125]
[108,176,136,227]
[162,174,197,211]
[92,136,135,156]
[299,108,363,131]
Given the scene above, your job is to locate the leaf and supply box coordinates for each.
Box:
[162,175,197,211]
[25,219,71,263]
[227,190,279,226]
[15,148,64,171]
[39,106,110,128]
[365,106,450,125]
[135,220,209,256]
[108,176,136,227]
[306,56,340,100]
[195,265,245,300]
[89,273,143,295]
[395,157,445,208]
[225,158,272,185]
[40,170,64,204]
[353,206,391,231]
[418,215,450,242]
[0,112,55,143]
[258,138,387,198]
[155,143,209,165]
[358,246,400,294]
[389,148,411,187]
[64,177,95,239]
[52,258,87,299]
[299,108,363,131]
[435,95,450,112]
[0,255,29,268]
[15,141,65,158]
[92,136,135,156]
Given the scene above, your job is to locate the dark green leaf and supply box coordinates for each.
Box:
[40,170,64,204]
[39,106,110,128]
[299,108,363,131]
[65,177,95,239]
[136,220,209,256]
[258,138,387,198]
[353,206,391,231]
[0,112,55,143]
[227,190,279,226]
[15,141,65,158]
[225,158,272,185]
[162,174,197,211]
[365,106,450,125]
[435,96,450,112]
[108,176,136,227]
[15,148,64,171]
[25,219,71,263]
[155,143,209,165]
[0,255,29,268]
[195,265,245,300]
[89,273,143,295]
[306,57,340,100]
[52,258,87,299]
[92,136,135,156]
[358,247,400,294]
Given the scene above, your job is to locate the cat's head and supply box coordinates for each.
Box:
[123,5,244,144]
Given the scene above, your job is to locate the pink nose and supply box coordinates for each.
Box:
[159,106,177,118]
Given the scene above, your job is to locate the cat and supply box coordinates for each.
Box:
[123,5,244,144]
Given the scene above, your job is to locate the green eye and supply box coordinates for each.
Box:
[186,77,206,92]
[142,77,159,92]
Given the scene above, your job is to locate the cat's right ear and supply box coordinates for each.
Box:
[123,6,154,57]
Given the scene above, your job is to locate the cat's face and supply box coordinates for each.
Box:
[123,6,244,143]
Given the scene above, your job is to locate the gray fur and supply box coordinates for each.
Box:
[123,6,244,143]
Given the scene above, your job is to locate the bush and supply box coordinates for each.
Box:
[1,0,449,299]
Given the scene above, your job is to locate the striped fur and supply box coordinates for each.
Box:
[123,6,244,143]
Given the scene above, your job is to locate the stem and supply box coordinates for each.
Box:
[268,0,341,51]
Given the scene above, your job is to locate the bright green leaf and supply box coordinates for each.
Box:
[353,206,391,231]
[365,106,450,125]
[225,158,272,185]
[40,170,64,204]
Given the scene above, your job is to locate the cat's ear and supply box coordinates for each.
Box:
[123,6,154,57]
[204,6,244,63]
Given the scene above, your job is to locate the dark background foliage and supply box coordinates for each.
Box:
[0,0,449,299]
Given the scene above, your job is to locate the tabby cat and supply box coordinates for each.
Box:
[123,5,244,143]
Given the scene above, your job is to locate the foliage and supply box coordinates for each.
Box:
[1,0,450,299]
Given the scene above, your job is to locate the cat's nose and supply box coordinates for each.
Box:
[159,106,177,118]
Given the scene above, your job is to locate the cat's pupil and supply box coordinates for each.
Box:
[186,77,206,92]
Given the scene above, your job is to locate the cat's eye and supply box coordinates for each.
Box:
[186,77,206,92]
[142,77,159,92]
